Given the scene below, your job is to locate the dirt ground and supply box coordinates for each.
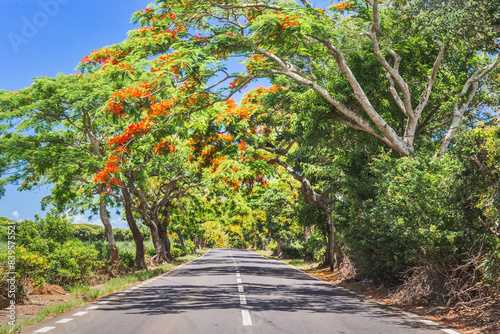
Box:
[0,294,77,327]
[303,265,500,334]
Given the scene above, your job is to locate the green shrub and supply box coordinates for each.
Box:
[305,231,326,262]
[118,250,135,268]
[170,245,184,258]
[17,210,74,253]
[46,240,102,286]
[282,241,305,258]
[184,239,195,254]
[72,224,105,242]
[342,153,490,282]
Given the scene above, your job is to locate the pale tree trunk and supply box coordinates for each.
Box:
[98,195,119,263]
[304,226,311,243]
[120,185,147,270]
[326,211,335,272]
[175,227,186,248]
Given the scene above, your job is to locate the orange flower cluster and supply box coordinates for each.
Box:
[108,119,151,147]
[238,141,248,151]
[80,47,130,65]
[104,87,153,117]
[245,54,270,74]
[215,99,250,124]
[94,157,121,184]
[276,12,299,29]
[153,139,176,155]
[106,97,124,116]
[218,133,234,142]
[333,2,355,11]
[229,77,246,89]
[149,99,174,117]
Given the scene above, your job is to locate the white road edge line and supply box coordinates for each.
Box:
[241,309,252,326]
[421,319,439,326]
[239,295,247,305]
[72,311,88,316]
[34,326,56,332]
[441,329,461,334]
[238,285,244,293]
[56,318,74,324]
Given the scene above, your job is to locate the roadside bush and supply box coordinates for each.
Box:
[184,239,195,254]
[17,211,74,254]
[342,153,492,286]
[282,241,305,258]
[118,249,135,268]
[46,240,102,286]
[305,231,326,262]
[113,228,133,242]
[170,245,184,258]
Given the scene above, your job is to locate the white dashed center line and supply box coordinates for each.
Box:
[239,295,247,305]
[55,318,73,324]
[236,273,240,278]
[131,287,139,290]
[236,278,242,284]
[34,326,56,332]
[86,306,99,310]
[98,301,110,304]
[241,309,252,326]
[108,297,118,300]
[238,285,244,293]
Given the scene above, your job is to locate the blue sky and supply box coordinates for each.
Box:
[0,0,333,226]
[0,0,152,226]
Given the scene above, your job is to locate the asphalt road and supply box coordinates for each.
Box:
[23,249,460,334]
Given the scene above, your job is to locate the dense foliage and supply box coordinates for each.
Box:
[0,0,499,315]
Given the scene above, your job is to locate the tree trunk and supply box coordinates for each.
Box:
[121,185,147,270]
[156,214,172,261]
[99,196,119,263]
[327,211,335,272]
[335,244,343,270]
[175,227,186,248]
[304,226,311,243]
[277,239,283,258]
[149,221,169,264]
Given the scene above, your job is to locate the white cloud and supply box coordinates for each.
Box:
[12,211,19,220]
[69,213,101,226]
[111,218,129,229]
[71,213,89,225]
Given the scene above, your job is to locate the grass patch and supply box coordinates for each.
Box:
[0,249,207,334]
[0,299,83,334]
[69,251,204,300]
[251,249,315,270]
